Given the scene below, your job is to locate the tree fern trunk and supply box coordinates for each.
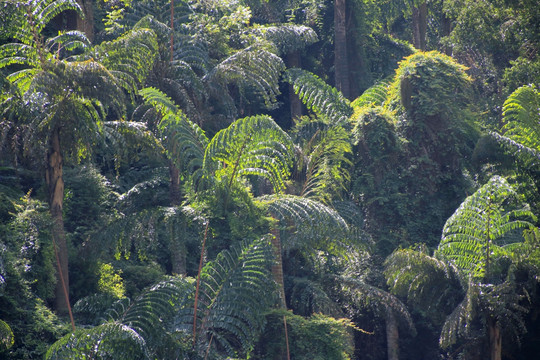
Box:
[169,162,182,205]
[412,2,427,51]
[46,128,70,316]
[488,318,502,360]
[386,309,399,360]
[334,0,350,99]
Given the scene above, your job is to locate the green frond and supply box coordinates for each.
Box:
[133,14,171,41]
[285,68,353,125]
[176,236,275,357]
[384,249,463,317]
[288,277,342,317]
[33,0,83,34]
[204,115,294,193]
[291,121,352,202]
[45,322,150,360]
[205,46,285,108]
[253,24,318,55]
[351,79,392,109]
[340,276,416,335]
[139,87,178,115]
[45,31,89,58]
[0,43,40,69]
[436,176,535,278]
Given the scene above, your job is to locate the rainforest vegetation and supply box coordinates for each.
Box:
[1,0,540,359]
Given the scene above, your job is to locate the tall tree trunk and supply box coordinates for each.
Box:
[441,13,452,56]
[46,128,70,316]
[76,0,94,43]
[270,226,286,308]
[488,318,502,360]
[412,2,427,51]
[287,51,302,121]
[169,162,186,274]
[386,309,399,360]
[334,0,350,99]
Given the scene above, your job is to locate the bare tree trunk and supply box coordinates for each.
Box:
[287,51,302,121]
[334,0,350,99]
[488,318,502,360]
[169,162,182,206]
[46,128,70,316]
[441,13,452,55]
[76,0,94,43]
[412,2,427,51]
[270,226,286,308]
[386,309,399,360]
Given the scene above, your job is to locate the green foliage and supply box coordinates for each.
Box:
[436,175,536,279]
[285,68,353,125]
[0,319,14,351]
[204,115,294,194]
[256,309,355,360]
[289,119,352,202]
[180,236,276,358]
[97,263,125,299]
[253,24,318,55]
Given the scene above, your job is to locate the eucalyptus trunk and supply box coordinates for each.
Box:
[386,309,399,360]
[270,226,286,308]
[76,0,94,43]
[287,51,302,121]
[412,2,427,51]
[334,0,350,99]
[488,318,502,360]
[46,128,70,315]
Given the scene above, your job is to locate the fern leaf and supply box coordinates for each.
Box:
[285,68,353,125]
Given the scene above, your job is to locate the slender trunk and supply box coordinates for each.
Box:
[76,0,94,43]
[334,0,350,99]
[169,162,182,206]
[488,318,502,360]
[412,2,427,51]
[270,226,286,308]
[386,309,399,360]
[441,13,452,56]
[287,51,302,121]
[46,128,70,316]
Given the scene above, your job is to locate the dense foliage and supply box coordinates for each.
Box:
[1,0,539,359]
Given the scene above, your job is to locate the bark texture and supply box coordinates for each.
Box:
[412,2,427,51]
[46,128,70,315]
[488,318,502,360]
[386,309,399,360]
[270,226,286,308]
[76,0,94,43]
[334,0,350,99]
[287,51,303,121]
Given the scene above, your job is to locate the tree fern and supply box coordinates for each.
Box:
[285,68,353,125]
[204,115,294,194]
[351,79,392,109]
[490,84,540,165]
[205,45,286,109]
[174,236,275,358]
[436,176,535,279]
[384,248,463,319]
[253,24,318,55]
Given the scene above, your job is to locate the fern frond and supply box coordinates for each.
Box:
[34,0,83,34]
[501,85,540,152]
[205,46,285,108]
[45,30,89,58]
[175,236,275,357]
[46,322,149,360]
[285,68,353,125]
[436,176,535,278]
[253,24,318,55]
[384,248,464,316]
[351,79,391,109]
[340,276,416,334]
[204,115,294,193]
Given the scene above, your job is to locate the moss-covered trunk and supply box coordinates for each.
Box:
[334,0,350,99]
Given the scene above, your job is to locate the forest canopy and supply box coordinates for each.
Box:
[1,0,539,359]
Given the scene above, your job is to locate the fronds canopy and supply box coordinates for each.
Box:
[253,24,318,55]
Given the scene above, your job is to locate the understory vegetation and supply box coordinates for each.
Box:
[1,1,539,359]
